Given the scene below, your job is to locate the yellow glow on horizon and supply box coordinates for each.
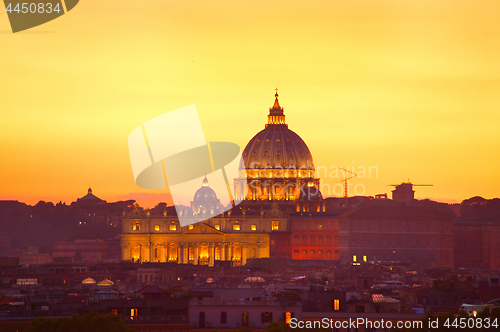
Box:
[0,0,499,206]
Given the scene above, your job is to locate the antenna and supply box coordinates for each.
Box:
[388,183,433,187]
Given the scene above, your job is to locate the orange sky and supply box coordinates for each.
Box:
[1,0,499,207]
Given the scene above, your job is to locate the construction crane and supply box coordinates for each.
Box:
[388,181,433,187]
[338,167,358,199]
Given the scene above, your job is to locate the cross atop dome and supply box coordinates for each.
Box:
[273,87,281,109]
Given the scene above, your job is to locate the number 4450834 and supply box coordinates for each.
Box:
[6,2,61,14]
[444,317,498,329]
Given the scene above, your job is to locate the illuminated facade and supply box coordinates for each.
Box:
[120,201,289,266]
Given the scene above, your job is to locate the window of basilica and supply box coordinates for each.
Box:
[169,246,177,261]
[272,221,279,230]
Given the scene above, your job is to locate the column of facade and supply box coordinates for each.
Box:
[175,243,181,263]
[140,244,146,262]
[148,242,153,262]
[224,243,230,261]
[209,243,215,266]
[241,243,247,265]
[223,243,228,261]
[124,243,130,261]
[122,243,130,261]
[184,243,189,264]
[183,243,188,264]
[177,244,182,264]
[164,243,169,262]
[219,243,225,261]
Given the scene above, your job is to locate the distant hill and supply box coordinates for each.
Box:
[458,197,500,222]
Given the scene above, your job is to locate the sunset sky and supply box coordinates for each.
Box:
[1,0,499,207]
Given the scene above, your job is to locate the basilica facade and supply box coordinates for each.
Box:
[120,92,331,266]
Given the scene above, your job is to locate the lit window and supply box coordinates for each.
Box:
[233,224,240,231]
[215,247,221,260]
[285,312,291,324]
[318,224,323,230]
[133,222,140,231]
[251,224,257,231]
[189,225,193,230]
[272,221,279,230]
[16,278,37,285]
[334,299,340,310]
[169,224,177,231]
[353,255,357,262]
[363,255,367,262]
[215,224,220,230]
[111,309,118,315]
[154,225,160,231]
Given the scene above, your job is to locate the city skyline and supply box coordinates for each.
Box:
[1,0,500,207]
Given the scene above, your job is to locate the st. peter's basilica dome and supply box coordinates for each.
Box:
[234,91,321,201]
[241,92,314,171]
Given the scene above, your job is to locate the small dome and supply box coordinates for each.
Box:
[194,176,217,200]
[192,177,221,215]
[194,186,217,200]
